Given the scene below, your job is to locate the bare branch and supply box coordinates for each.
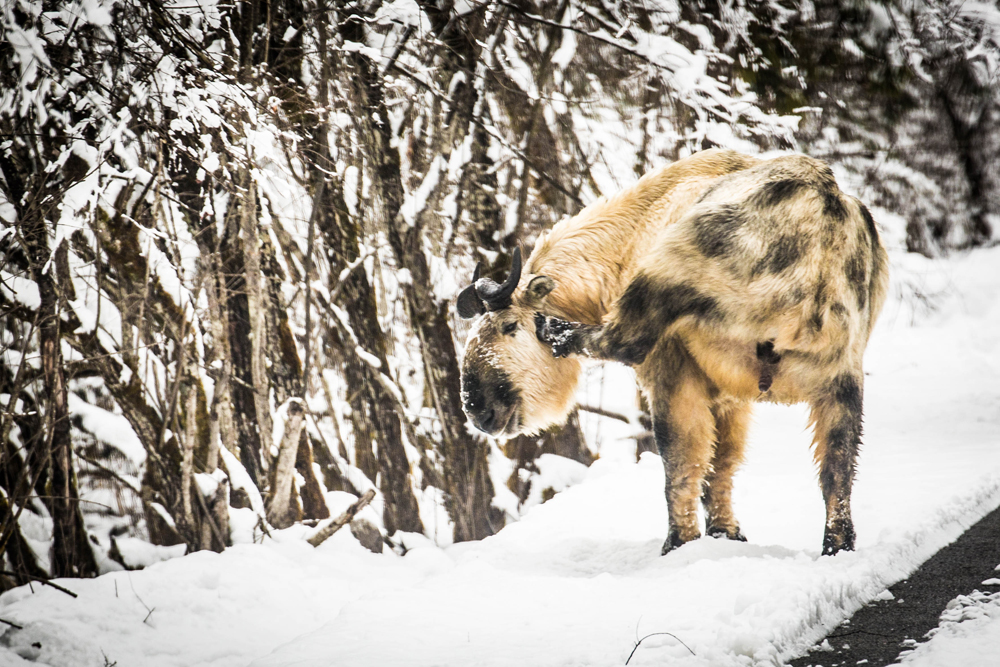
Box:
[307,489,376,547]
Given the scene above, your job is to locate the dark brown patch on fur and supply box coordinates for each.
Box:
[608,278,721,365]
[832,374,863,415]
[538,278,721,367]
[810,280,827,332]
[816,161,836,183]
[692,205,747,258]
[753,234,806,276]
[857,202,879,249]
[823,189,848,221]
[756,340,781,364]
[845,251,868,310]
[751,179,809,209]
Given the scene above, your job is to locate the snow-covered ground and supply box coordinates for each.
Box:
[899,576,1000,667]
[2,241,1000,667]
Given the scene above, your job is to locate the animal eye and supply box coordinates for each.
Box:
[501,321,517,336]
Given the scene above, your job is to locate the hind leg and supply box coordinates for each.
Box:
[645,339,717,554]
[702,399,750,541]
[809,372,864,555]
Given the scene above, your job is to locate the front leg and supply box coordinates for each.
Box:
[535,310,659,366]
[535,275,721,366]
[703,399,750,541]
[646,338,717,555]
[534,313,602,358]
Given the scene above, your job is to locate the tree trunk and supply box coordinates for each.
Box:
[289,7,422,536]
[342,17,506,540]
[315,205,425,535]
[267,400,306,528]
[203,251,237,464]
[504,410,592,505]
[0,444,48,588]
[257,219,328,520]
[296,431,331,521]
[938,84,998,246]
[25,234,97,577]
[240,175,275,477]
[221,228,266,487]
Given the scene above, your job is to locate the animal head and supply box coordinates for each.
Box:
[457,248,581,436]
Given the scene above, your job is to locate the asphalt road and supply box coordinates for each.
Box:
[786,502,1000,667]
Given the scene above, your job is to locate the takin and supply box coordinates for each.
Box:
[456,149,889,556]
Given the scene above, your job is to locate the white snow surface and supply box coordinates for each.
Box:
[2,246,1000,666]
[898,583,1000,667]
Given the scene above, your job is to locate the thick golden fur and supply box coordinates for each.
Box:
[526,150,758,325]
[460,149,889,555]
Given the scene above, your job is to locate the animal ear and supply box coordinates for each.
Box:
[524,276,555,305]
[456,284,486,318]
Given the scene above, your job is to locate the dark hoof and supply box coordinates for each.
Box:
[707,525,747,542]
[822,524,856,555]
[660,530,686,555]
[534,313,576,358]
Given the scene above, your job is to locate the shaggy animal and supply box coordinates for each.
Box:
[457,149,889,556]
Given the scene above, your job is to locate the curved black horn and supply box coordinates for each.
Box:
[456,261,486,319]
[475,247,522,311]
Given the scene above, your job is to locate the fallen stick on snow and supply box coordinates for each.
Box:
[625,631,695,664]
[307,489,376,548]
[1,571,77,598]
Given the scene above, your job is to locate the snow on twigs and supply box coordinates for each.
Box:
[68,393,146,465]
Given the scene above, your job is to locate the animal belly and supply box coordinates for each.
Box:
[682,333,761,399]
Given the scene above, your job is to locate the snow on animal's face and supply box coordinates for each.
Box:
[461,292,581,437]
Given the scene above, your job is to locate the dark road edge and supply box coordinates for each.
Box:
[785,500,1000,667]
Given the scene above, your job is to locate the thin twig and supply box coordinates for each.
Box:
[23,495,116,511]
[575,404,633,424]
[625,631,696,664]
[0,571,78,598]
[125,573,155,624]
[382,61,585,207]
[0,444,54,561]
[256,514,273,541]
[301,177,323,398]
[496,1,683,72]
[74,452,142,494]
[328,246,381,306]
[0,617,24,630]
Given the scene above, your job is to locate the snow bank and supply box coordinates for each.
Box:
[899,583,1000,667]
[2,248,1000,666]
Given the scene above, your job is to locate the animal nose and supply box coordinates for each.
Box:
[477,408,497,433]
